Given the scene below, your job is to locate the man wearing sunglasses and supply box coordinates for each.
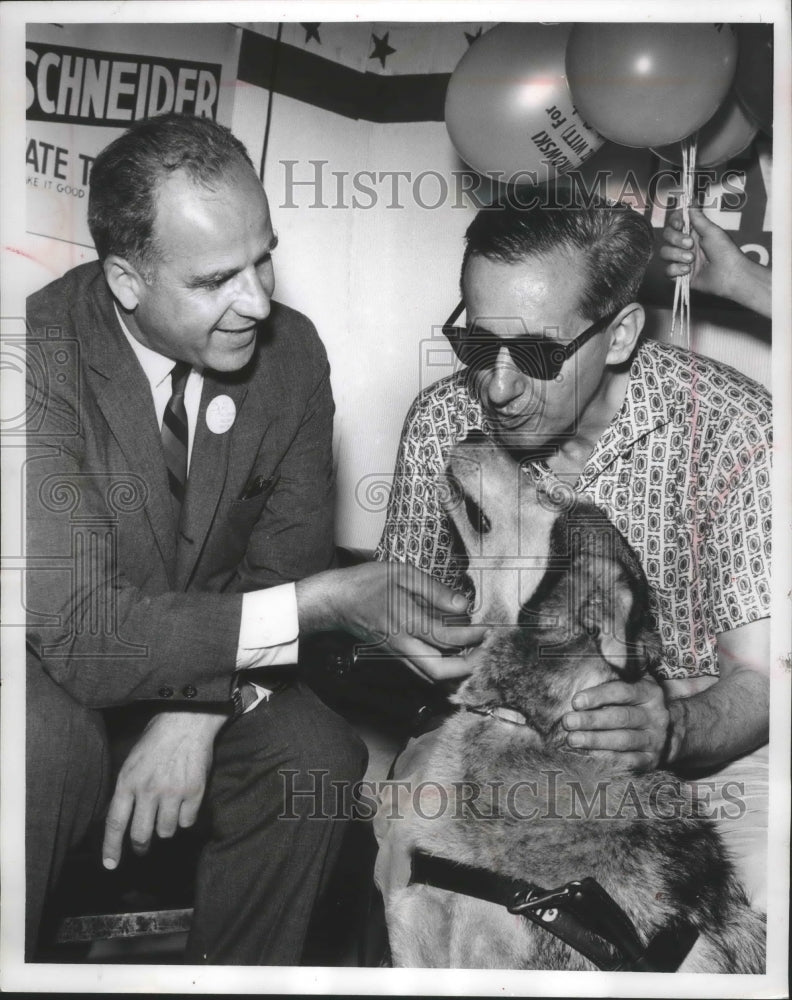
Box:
[375,200,771,909]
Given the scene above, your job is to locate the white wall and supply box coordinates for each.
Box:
[233,81,481,549]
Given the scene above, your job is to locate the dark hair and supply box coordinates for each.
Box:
[88,113,255,274]
[461,200,654,320]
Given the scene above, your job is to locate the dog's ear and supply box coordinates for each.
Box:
[574,538,648,677]
[641,629,665,676]
[584,578,634,673]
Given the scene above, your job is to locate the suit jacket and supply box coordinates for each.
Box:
[26,262,336,709]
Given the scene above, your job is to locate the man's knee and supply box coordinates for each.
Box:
[277,687,367,828]
[210,682,367,823]
[320,715,369,790]
[283,683,368,787]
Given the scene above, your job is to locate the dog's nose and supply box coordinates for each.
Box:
[446,431,497,479]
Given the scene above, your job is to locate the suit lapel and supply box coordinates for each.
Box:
[79,273,258,592]
[175,373,250,589]
[83,285,178,578]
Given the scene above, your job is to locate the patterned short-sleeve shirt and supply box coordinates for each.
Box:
[375,339,772,679]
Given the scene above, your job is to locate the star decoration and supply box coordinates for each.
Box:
[301,23,321,44]
[464,27,483,46]
[369,31,396,69]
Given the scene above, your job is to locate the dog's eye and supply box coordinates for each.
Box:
[464,495,491,534]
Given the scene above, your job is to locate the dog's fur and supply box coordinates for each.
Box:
[384,437,765,972]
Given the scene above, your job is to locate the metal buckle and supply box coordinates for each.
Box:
[507,884,573,915]
[464,705,528,726]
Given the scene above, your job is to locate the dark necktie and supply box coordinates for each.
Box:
[161,361,191,520]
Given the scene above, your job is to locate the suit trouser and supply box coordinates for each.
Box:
[25,660,112,960]
[26,664,367,964]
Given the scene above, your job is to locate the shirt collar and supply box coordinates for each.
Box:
[621,337,680,442]
[577,338,678,490]
[114,303,188,390]
[461,340,678,492]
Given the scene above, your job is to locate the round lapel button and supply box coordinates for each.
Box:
[206,394,236,434]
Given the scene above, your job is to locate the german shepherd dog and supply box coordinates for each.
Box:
[383,436,765,972]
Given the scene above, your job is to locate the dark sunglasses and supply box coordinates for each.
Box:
[443,301,617,381]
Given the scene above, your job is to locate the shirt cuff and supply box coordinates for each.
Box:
[236,582,300,670]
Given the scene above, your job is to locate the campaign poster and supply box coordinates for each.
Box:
[24,23,241,289]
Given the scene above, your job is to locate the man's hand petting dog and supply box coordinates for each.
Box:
[297,562,486,683]
[563,674,671,771]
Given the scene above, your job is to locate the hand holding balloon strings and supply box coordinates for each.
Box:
[661,207,772,319]
[670,134,698,347]
[564,24,743,349]
[445,22,769,328]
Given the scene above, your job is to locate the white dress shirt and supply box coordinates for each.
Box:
[116,306,300,702]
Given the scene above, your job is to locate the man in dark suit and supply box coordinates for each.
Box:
[26,114,482,964]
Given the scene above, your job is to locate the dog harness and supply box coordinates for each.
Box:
[408,851,700,972]
[415,706,701,969]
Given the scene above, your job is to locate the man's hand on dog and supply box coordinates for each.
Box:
[297,561,486,682]
[562,675,671,771]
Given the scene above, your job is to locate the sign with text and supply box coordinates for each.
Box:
[26,23,240,259]
[26,43,222,126]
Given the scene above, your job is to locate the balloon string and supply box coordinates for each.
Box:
[671,132,698,348]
